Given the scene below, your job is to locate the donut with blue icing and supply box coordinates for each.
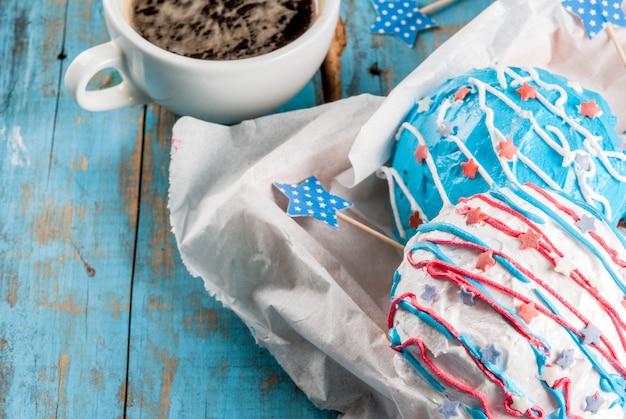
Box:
[382,66,626,243]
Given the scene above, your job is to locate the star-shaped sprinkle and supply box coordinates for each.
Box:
[417,96,432,112]
[476,250,496,272]
[561,0,626,39]
[436,120,455,137]
[480,343,502,365]
[466,207,486,225]
[454,86,471,101]
[273,176,353,229]
[458,286,476,305]
[438,399,460,419]
[519,229,541,250]
[574,153,592,171]
[510,394,534,414]
[576,214,596,234]
[556,349,575,370]
[370,0,437,47]
[414,144,429,163]
[516,83,537,101]
[409,211,423,228]
[581,323,602,345]
[421,284,439,304]
[622,298,626,311]
[518,301,539,324]
[539,365,563,387]
[461,158,479,179]
[579,99,602,119]
[498,138,518,160]
[554,257,574,276]
[584,391,605,413]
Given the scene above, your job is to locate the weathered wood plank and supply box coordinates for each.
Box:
[338,0,496,98]
[1,0,142,417]
[124,105,335,417]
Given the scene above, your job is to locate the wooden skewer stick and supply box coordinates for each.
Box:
[605,23,626,69]
[337,212,405,251]
[420,0,455,15]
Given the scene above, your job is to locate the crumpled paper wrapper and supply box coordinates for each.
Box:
[169,0,626,417]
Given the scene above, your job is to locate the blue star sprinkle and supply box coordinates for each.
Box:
[438,399,460,419]
[574,153,592,171]
[584,391,605,413]
[458,286,476,305]
[581,323,602,345]
[556,348,575,369]
[480,343,502,365]
[436,120,455,137]
[370,0,437,47]
[576,214,596,234]
[273,176,353,230]
[561,0,626,39]
[421,284,439,304]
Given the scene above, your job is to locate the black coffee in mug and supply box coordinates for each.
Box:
[129,0,316,60]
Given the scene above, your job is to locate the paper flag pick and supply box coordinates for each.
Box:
[274,176,404,250]
[561,0,626,67]
[370,0,437,47]
[561,0,626,39]
[273,176,352,229]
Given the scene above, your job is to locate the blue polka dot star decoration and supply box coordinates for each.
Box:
[561,0,626,39]
[371,0,437,47]
[273,176,353,230]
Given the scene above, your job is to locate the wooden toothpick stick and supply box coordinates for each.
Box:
[420,0,456,15]
[605,23,626,68]
[337,212,405,251]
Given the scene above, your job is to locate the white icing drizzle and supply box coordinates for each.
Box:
[387,65,626,232]
[377,165,427,240]
[400,122,452,208]
[448,134,496,187]
[468,76,519,185]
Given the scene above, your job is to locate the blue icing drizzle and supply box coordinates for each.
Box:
[488,187,545,224]
[511,183,626,294]
[390,269,402,298]
[389,66,626,243]
[547,185,626,252]
[389,327,446,392]
[464,405,489,419]
[534,289,626,409]
[541,379,568,419]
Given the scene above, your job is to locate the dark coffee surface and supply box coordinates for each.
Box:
[130,0,315,60]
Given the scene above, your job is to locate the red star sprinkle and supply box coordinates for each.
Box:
[518,301,539,324]
[621,299,626,311]
[519,228,542,250]
[498,138,518,160]
[409,212,423,229]
[454,86,471,101]
[516,83,537,101]
[476,250,496,272]
[466,207,486,225]
[579,99,602,119]
[461,158,479,179]
[414,144,429,163]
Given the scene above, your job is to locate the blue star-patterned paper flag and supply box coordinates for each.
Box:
[561,0,626,39]
[371,0,437,47]
[273,176,353,229]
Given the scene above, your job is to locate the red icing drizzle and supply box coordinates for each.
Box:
[390,189,626,416]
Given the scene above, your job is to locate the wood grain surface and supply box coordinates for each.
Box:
[0,0,494,417]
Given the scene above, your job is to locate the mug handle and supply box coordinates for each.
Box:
[64,41,150,111]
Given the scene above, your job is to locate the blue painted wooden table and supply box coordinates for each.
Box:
[0,0,494,417]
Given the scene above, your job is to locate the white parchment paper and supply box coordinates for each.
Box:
[169,0,626,417]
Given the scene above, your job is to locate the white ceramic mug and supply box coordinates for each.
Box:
[64,0,340,124]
